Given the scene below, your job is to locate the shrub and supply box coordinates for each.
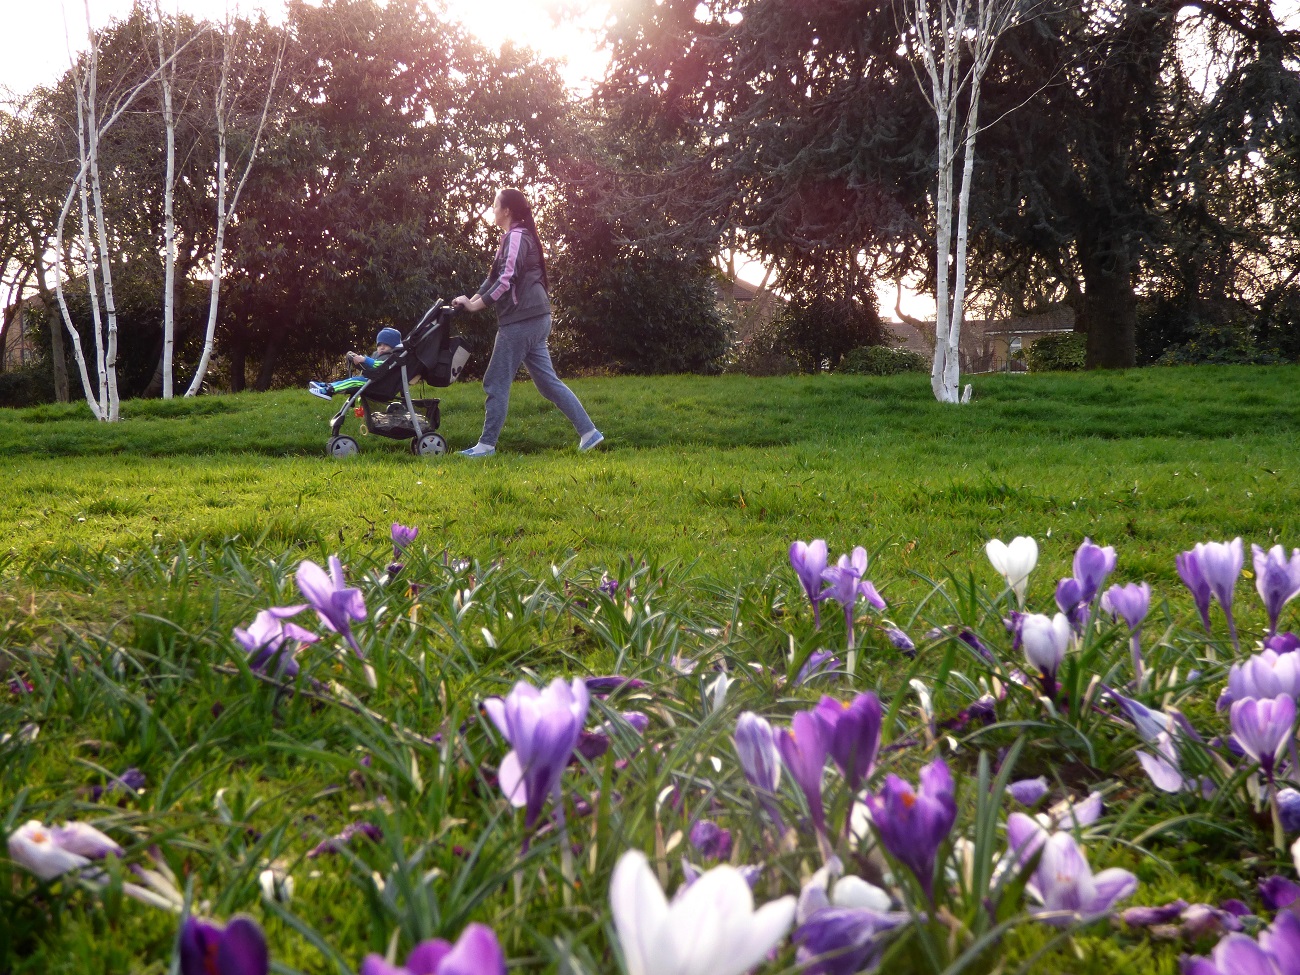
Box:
[837,345,928,376]
[1025,332,1086,372]
[0,361,56,408]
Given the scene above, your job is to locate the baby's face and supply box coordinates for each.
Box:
[375,343,393,355]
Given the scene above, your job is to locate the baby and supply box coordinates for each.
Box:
[308,327,402,400]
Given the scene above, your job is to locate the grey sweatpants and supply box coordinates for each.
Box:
[479,314,595,447]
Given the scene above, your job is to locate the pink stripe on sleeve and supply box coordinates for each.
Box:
[487,229,523,301]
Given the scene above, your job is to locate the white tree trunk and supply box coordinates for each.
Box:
[73,70,108,415]
[186,25,283,397]
[53,170,104,420]
[154,0,178,398]
[947,87,982,401]
[82,1,121,421]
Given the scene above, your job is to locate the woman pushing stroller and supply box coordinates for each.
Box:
[452,187,603,457]
[308,327,402,400]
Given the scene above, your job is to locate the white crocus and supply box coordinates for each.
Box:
[7,821,101,881]
[611,849,795,975]
[986,536,1039,606]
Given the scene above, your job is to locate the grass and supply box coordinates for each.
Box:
[2,365,1300,974]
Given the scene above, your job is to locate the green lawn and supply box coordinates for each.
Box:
[2,365,1299,974]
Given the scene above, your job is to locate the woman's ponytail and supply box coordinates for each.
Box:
[498,187,548,293]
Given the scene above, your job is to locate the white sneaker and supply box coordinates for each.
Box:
[459,442,496,457]
[308,383,332,401]
[578,429,604,452]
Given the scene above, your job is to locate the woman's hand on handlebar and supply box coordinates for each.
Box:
[452,294,484,313]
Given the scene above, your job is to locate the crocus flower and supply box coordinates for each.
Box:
[391,522,419,556]
[1120,899,1188,927]
[790,539,829,627]
[1055,577,1087,632]
[777,708,832,837]
[7,820,122,881]
[307,822,382,858]
[1278,787,1300,832]
[1102,582,1151,684]
[793,908,910,975]
[1020,612,1072,698]
[795,650,840,686]
[296,556,367,655]
[689,820,732,861]
[1226,651,1300,706]
[233,606,318,678]
[734,712,785,832]
[1230,695,1296,780]
[180,916,269,975]
[481,677,590,831]
[1026,831,1136,926]
[1253,544,1300,636]
[1267,633,1300,654]
[359,922,506,975]
[864,759,957,900]
[1194,539,1244,648]
[1183,911,1300,974]
[1073,539,1117,604]
[884,627,916,656]
[1259,875,1300,911]
[825,692,883,797]
[986,536,1038,606]
[1177,549,1215,634]
[1136,733,1195,794]
[585,675,649,694]
[819,548,886,651]
[610,849,795,975]
[89,767,147,801]
[1009,777,1049,807]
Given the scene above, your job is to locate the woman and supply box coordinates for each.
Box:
[452,188,603,457]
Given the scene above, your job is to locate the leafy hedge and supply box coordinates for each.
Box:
[1024,333,1086,372]
[837,345,929,376]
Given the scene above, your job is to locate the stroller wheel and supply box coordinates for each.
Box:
[327,435,359,458]
[412,433,447,456]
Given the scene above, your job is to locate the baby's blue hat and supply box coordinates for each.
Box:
[376,327,402,348]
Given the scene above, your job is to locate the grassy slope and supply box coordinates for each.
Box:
[2,366,1300,974]
[3,366,1298,597]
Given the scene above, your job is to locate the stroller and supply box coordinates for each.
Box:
[326,300,471,458]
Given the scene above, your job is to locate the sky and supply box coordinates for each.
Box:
[0,0,611,97]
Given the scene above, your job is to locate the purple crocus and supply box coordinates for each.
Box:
[777,709,832,838]
[1253,544,1300,636]
[1194,539,1244,648]
[307,822,382,858]
[884,628,916,656]
[790,539,830,627]
[796,650,841,686]
[1229,695,1295,781]
[1278,787,1300,832]
[1226,650,1300,706]
[1073,538,1117,605]
[864,759,957,901]
[1026,832,1136,927]
[583,675,648,694]
[296,557,367,655]
[819,547,886,652]
[734,712,785,832]
[1176,549,1215,635]
[1008,777,1050,807]
[793,907,911,975]
[391,522,419,557]
[1267,632,1300,654]
[180,915,269,975]
[89,767,146,802]
[359,923,506,975]
[233,606,318,678]
[1102,582,1151,685]
[1055,577,1087,633]
[689,820,733,861]
[1183,911,1300,975]
[1260,875,1300,911]
[825,692,883,797]
[481,678,590,831]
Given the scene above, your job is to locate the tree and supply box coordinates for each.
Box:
[904,0,1024,402]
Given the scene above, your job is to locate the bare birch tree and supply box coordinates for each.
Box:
[185,17,283,397]
[52,6,193,420]
[904,0,1024,403]
[153,0,179,398]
